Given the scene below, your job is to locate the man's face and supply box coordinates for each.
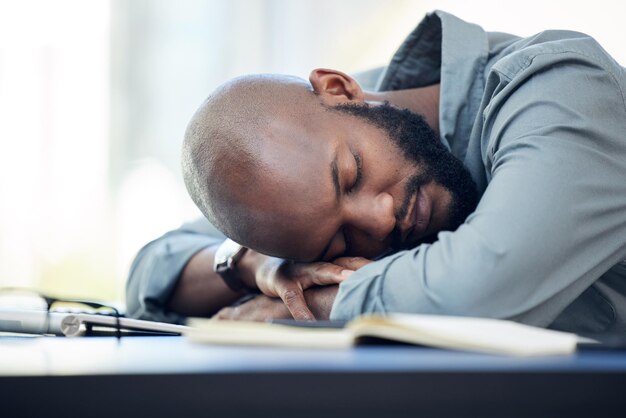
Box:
[232,102,478,262]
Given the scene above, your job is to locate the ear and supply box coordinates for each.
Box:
[309,68,365,105]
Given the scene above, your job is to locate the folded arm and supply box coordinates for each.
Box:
[125,217,228,323]
[126,217,352,322]
[331,59,626,325]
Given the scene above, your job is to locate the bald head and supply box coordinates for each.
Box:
[180,70,476,262]
[181,74,319,247]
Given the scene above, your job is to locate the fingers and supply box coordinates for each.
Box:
[213,296,292,322]
[271,262,345,320]
[280,286,315,321]
[256,259,361,321]
[213,306,237,320]
[332,256,373,271]
[285,262,353,288]
[310,262,354,286]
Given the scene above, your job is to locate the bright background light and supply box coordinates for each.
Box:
[1,0,625,303]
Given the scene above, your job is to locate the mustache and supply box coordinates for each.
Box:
[389,172,432,251]
[395,172,432,222]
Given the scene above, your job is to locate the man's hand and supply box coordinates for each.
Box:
[254,258,353,320]
[238,251,373,321]
[214,294,291,321]
[332,256,373,271]
[214,285,340,321]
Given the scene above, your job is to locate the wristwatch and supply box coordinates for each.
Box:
[213,239,249,292]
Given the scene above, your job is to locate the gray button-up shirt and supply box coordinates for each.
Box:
[331,11,626,332]
[126,11,626,333]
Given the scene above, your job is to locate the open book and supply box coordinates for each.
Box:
[186,314,578,356]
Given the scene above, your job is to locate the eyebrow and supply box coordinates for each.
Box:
[331,153,341,206]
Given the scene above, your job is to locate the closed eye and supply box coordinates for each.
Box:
[347,151,363,193]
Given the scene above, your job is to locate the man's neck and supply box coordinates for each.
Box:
[364,84,440,136]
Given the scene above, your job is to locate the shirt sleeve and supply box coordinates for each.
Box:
[331,55,626,325]
[125,217,226,324]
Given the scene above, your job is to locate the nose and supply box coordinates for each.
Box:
[346,192,396,242]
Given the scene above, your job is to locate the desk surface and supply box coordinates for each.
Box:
[2,336,626,418]
[2,335,626,375]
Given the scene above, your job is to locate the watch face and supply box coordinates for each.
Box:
[214,241,232,270]
[214,239,246,271]
[215,251,228,265]
[213,239,248,292]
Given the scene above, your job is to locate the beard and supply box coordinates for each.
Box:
[331,101,479,250]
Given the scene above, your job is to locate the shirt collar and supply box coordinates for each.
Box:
[377,10,489,160]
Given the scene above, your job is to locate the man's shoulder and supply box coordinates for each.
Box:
[489,30,623,82]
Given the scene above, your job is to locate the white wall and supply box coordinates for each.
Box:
[0,0,111,294]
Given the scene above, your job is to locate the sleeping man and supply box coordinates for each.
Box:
[126,11,626,334]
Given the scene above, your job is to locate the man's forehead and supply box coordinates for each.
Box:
[233,129,338,259]
[256,112,334,170]
[237,198,333,261]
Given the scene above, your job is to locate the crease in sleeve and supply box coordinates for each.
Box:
[330,253,406,320]
[126,233,222,324]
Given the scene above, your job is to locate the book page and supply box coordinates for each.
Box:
[350,314,578,356]
[186,319,353,348]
